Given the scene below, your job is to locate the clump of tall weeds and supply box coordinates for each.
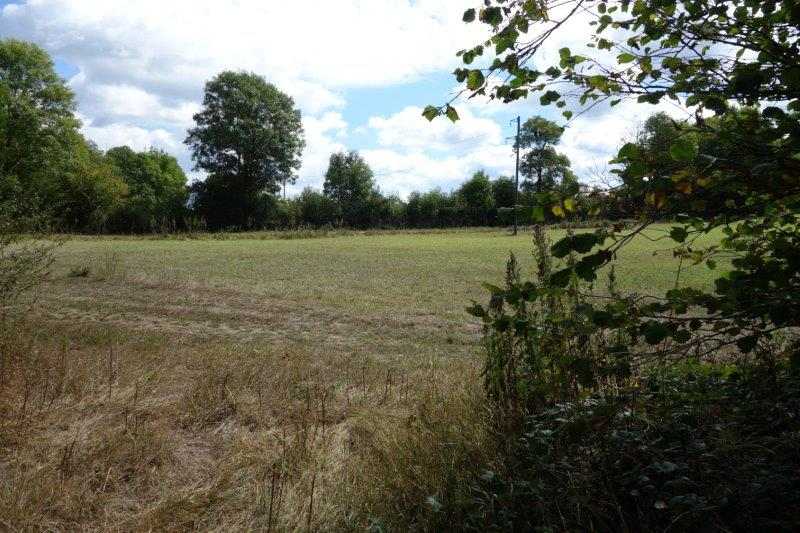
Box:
[470,226,632,426]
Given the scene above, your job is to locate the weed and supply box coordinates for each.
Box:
[68,265,91,278]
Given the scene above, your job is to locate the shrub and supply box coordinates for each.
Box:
[0,212,56,325]
[468,226,632,423]
[462,363,800,531]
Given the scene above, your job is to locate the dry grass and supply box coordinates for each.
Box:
[0,313,488,531]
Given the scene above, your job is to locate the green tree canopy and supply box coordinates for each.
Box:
[516,116,574,195]
[492,176,517,209]
[296,187,337,227]
[185,71,304,229]
[0,39,79,215]
[57,137,127,232]
[323,151,376,228]
[458,170,495,225]
[107,146,188,232]
[0,39,127,231]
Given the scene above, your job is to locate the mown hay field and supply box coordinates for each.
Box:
[1,226,721,531]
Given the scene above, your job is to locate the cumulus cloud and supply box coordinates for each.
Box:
[363,105,515,197]
[369,105,504,153]
[0,0,487,186]
[558,99,692,185]
[292,112,349,192]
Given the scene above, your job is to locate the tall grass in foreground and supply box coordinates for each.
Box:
[0,312,493,531]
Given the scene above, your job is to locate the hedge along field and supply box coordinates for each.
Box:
[1,226,723,530]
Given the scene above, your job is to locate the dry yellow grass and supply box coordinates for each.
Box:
[0,315,487,531]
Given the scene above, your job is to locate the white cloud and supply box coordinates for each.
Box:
[363,105,515,197]
[1,0,488,187]
[292,111,349,192]
[559,98,692,184]
[369,105,504,152]
[79,117,179,153]
[0,0,705,195]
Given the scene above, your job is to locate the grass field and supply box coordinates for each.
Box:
[0,225,722,530]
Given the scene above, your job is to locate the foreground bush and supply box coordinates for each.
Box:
[462,363,800,531]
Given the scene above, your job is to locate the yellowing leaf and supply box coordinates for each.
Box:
[675,181,693,194]
[670,169,692,182]
[552,204,566,218]
[564,197,577,212]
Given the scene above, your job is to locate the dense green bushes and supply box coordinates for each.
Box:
[462,364,800,531]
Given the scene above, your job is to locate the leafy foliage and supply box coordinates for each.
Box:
[0,39,127,232]
[185,71,305,229]
[439,4,800,527]
[463,364,800,531]
[469,227,630,419]
[441,0,800,359]
[107,147,188,233]
[323,151,383,228]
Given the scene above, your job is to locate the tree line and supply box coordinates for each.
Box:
[2,37,750,234]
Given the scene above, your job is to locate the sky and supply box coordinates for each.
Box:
[0,0,691,198]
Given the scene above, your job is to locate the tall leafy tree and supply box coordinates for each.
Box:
[0,39,78,216]
[0,39,127,231]
[185,71,304,229]
[323,151,376,228]
[517,117,572,194]
[458,170,495,225]
[296,187,338,227]
[492,176,517,209]
[57,137,128,232]
[107,146,188,232]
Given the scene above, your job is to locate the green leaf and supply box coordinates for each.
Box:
[540,90,560,105]
[669,137,698,162]
[552,233,600,258]
[422,106,439,122]
[462,8,476,22]
[549,267,573,288]
[532,205,545,222]
[479,7,503,25]
[669,226,688,243]
[467,70,485,90]
[616,142,639,161]
[736,335,758,353]
[643,322,670,345]
[445,106,460,123]
[617,52,636,63]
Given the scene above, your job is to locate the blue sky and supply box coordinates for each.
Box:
[0,0,671,197]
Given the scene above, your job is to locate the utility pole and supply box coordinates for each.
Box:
[513,115,521,236]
